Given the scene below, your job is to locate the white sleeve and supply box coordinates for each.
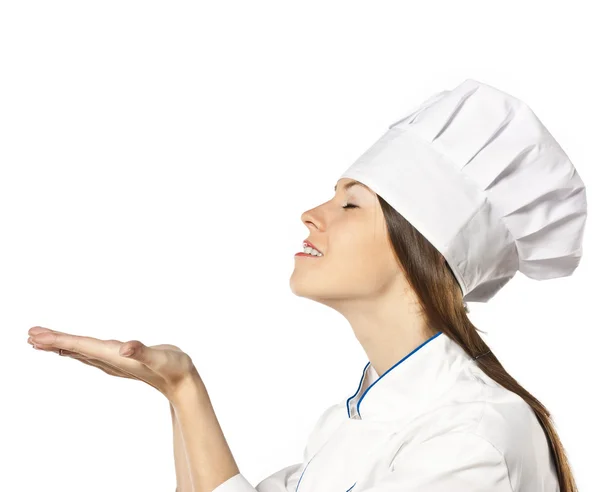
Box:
[360,431,514,492]
[210,462,304,492]
[210,402,343,492]
[210,473,257,492]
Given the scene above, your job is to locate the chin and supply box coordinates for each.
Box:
[289,274,324,299]
[288,274,309,298]
[288,276,346,304]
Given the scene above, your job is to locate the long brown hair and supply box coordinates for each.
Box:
[377,194,578,492]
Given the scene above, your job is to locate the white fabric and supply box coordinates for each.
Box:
[211,331,559,492]
[338,78,587,302]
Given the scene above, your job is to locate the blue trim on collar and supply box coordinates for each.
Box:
[346,361,370,418]
[356,331,443,419]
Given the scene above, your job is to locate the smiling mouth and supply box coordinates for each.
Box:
[295,240,324,257]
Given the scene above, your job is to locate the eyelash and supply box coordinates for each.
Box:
[342,203,358,209]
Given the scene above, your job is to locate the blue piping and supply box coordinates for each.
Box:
[346,361,370,418]
[295,455,315,492]
[356,331,442,419]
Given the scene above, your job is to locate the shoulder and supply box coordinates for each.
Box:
[398,363,557,489]
[463,364,551,456]
[411,361,546,445]
[466,365,558,487]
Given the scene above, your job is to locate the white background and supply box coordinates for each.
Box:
[1,1,597,491]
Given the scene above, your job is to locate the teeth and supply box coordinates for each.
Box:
[303,246,323,256]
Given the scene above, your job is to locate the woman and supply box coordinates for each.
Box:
[27,78,586,491]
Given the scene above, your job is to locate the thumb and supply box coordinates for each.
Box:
[120,340,145,358]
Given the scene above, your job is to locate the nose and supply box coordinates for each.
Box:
[301,206,323,232]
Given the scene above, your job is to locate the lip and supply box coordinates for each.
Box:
[295,239,324,257]
[303,239,324,255]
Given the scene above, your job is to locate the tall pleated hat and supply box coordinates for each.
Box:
[338,78,588,302]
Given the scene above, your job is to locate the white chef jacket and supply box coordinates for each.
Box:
[213,331,559,492]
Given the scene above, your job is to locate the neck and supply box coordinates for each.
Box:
[330,285,437,377]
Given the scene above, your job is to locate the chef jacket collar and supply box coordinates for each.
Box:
[346,330,475,422]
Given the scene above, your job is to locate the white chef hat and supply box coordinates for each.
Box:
[338,78,588,302]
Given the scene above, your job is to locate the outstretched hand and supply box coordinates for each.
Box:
[27,326,202,401]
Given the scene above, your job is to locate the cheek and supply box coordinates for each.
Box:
[331,236,393,280]
[359,232,397,274]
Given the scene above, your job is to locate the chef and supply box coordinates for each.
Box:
[27,78,586,492]
[214,78,587,492]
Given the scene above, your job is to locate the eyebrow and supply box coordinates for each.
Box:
[334,179,369,193]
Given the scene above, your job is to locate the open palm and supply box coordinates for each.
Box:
[27,326,200,400]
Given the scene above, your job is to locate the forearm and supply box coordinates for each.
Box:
[170,373,240,492]
[171,401,194,492]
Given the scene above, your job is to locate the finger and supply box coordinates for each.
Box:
[28,327,122,345]
[30,337,119,365]
[29,328,120,354]
[29,330,147,370]
[119,340,143,357]
[30,330,116,361]
[73,356,155,386]
[77,355,163,392]
[51,347,162,391]
[58,349,87,358]
[30,334,150,380]
[119,340,172,373]
[28,337,72,355]
[29,335,166,392]
[29,330,161,370]
[30,331,172,393]
[73,357,133,378]
[119,340,152,363]
[28,326,71,337]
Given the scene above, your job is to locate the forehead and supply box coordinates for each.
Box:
[334,178,372,193]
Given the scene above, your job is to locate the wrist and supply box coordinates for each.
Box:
[168,370,209,408]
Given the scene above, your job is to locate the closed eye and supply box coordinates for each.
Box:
[342,203,358,209]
